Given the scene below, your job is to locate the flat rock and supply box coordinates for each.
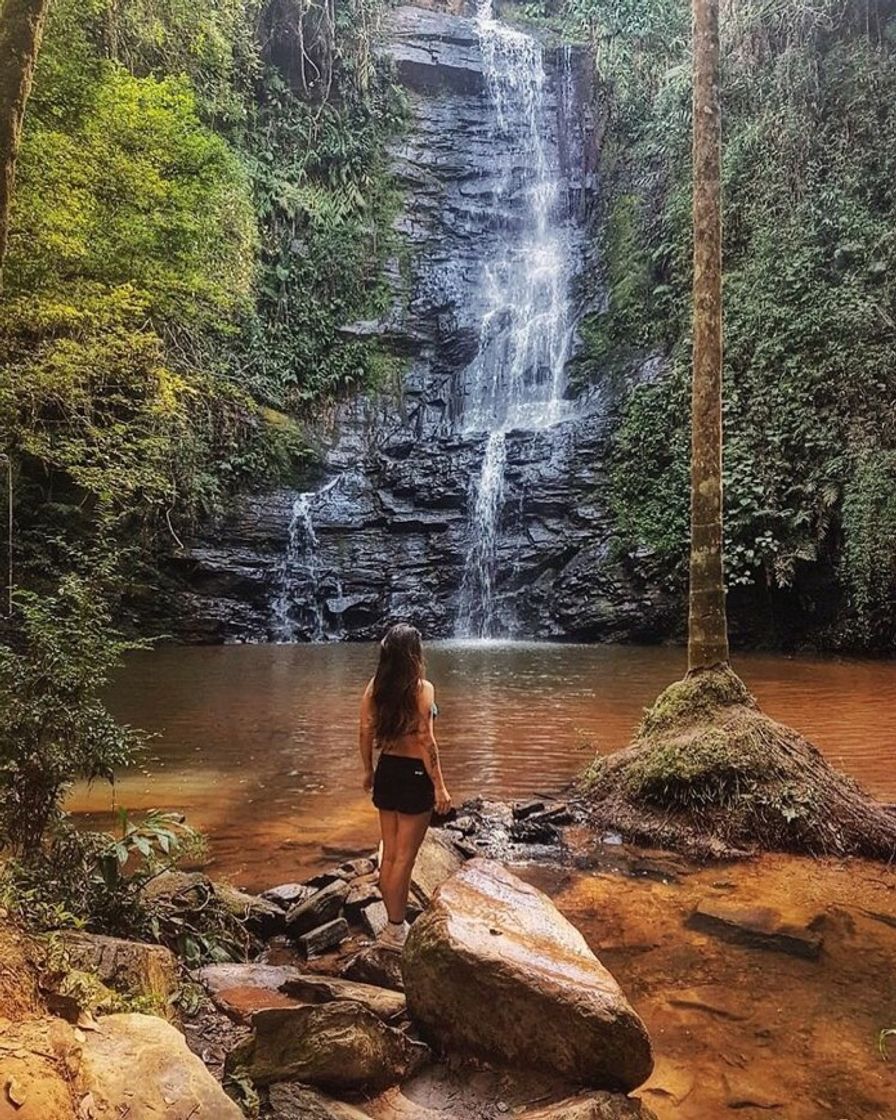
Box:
[81,1012,244,1119]
[225,1001,420,1090]
[198,963,307,1021]
[280,973,405,1020]
[287,879,350,935]
[402,859,653,1091]
[723,1072,786,1110]
[262,883,316,909]
[268,1082,371,1119]
[410,828,465,906]
[342,945,405,991]
[688,899,823,960]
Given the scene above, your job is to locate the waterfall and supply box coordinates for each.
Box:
[455,0,576,638]
[271,491,327,642]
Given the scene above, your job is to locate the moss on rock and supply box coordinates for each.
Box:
[580,667,896,860]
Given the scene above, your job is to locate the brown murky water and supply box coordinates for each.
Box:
[68,642,896,889]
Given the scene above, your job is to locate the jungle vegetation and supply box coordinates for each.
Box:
[554,0,896,650]
[0,0,404,601]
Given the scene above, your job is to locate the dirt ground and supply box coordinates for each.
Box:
[519,845,896,1120]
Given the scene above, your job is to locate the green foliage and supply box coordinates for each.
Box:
[3,0,400,594]
[0,573,147,858]
[566,0,896,648]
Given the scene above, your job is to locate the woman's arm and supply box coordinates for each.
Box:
[420,682,451,814]
[359,682,375,792]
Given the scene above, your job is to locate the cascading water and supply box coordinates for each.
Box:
[272,491,326,642]
[455,0,577,638]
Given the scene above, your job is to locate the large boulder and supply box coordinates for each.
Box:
[225,1001,422,1091]
[79,1012,244,1119]
[402,859,653,1091]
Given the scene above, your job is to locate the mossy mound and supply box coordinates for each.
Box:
[580,667,896,860]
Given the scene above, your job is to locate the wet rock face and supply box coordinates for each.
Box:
[167,5,675,644]
[401,858,654,1091]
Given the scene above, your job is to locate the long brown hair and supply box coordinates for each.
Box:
[372,623,425,742]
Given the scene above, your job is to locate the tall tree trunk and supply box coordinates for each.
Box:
[688,0,729,672]
[0,0,50,288]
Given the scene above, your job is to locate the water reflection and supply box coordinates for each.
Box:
[68,642,896,888]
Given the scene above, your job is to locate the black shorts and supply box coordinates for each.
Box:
[373,754,435,815]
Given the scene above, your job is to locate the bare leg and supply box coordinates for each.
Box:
[377,810,400,923]
[379,810,430,924]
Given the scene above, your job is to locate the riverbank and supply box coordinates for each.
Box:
[3,803,894,1118]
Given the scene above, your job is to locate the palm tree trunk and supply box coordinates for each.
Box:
[0,0,51,288]
[688,0,729,671]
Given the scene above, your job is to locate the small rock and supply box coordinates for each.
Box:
[286,879,350,936]
[345,880,382,921]
[342,946,404,992]
[666,985,751,1022]
[225,1002,419,1090]
[509,819,560,845]
[512,799,546,820]
[687,899,823,960]
[723,1072,785,1110]
[527,803,576,827]
[360,901,390,939]
[262,883,315,910]
[336,858,377,880]
[453,837,480,858]
[445,815,476,836]
[298,918,350,959]
[279,974,406,1020]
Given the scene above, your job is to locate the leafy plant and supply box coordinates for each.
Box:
[0,572,147,859]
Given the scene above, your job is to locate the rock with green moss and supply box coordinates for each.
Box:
[53,931,179,1017]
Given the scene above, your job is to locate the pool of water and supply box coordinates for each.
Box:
[68,642,896,889]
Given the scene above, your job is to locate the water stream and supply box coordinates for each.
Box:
[455,1,577,637]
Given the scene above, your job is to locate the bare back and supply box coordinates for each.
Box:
[370,677,436,760]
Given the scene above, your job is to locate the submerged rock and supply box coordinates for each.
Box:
[687,898,823,959]
[402,859,653,1091]
[225,1001,421,1090]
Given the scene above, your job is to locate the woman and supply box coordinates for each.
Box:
[359,623,451,949]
